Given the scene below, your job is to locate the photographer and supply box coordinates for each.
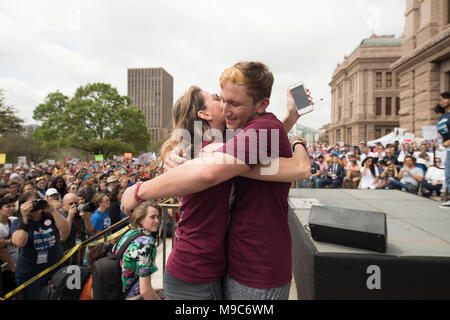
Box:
[59,193,95,265]
[10,192,70,300]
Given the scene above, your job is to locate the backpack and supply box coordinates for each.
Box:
[41,265,91,300]
[91,231,144,300]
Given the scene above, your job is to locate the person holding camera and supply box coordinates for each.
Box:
[59,193,95,265]
[10,192,70,300]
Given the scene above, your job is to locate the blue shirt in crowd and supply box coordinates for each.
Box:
[90,209,112,233]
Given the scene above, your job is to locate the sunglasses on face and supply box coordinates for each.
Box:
[211,93,223,102]
[201,93,223,110]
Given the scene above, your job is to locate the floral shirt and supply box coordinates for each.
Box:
[114,228,158,298]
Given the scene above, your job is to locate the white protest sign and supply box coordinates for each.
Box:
[403,133,415,143]
[422,126,438,144]
[17,156,27,167]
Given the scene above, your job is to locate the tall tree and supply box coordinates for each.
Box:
[0,89,24,136]
[33,83,150,159]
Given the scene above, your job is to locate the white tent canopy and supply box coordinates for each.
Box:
[367,132,399,147]
[367,129,423,147]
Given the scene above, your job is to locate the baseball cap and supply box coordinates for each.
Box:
[106,176,119,184]
[45,188,58,197]
[10,173,20,180]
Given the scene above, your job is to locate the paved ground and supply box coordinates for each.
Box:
[151,238,298,300]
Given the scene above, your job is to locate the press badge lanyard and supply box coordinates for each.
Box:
[35,222,52,265]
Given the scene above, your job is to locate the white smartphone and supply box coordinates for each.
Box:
[289,82,314,116]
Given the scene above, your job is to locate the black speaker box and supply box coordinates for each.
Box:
[309,205,387,253]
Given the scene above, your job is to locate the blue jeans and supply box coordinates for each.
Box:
[388,178,416,192]
[421,180,443,197]
[319,178,342,189]
[296,176,320,188]
[446,151,450,193]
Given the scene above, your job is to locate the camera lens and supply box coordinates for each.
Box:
[32,199,48,211]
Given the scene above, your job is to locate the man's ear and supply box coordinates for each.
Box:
[197,109,212,121]
[256,98,270,114]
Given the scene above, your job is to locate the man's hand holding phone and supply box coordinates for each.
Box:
[289,82,315,117]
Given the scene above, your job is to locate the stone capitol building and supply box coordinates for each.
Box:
[328,0,450,145]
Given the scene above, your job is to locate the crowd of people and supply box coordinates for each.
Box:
[1,60,449,302]
[296,140,446,202]
[0,159,166,300]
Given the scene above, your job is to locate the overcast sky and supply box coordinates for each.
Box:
[0,0,405,130]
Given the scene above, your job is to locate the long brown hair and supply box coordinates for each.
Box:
[160,86,209,161]
[130,200,162,230]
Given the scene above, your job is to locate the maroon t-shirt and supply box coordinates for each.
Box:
[166,142,232,283]
[216,112,293,288]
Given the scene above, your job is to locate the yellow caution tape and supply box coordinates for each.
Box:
[86,225,130,248]
[3,243,82,300]
[2,200,174,300]
[3,225,131,299]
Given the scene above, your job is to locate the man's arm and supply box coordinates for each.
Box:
[81,212,95,236]
[121,152,250,215]
[408,170,424,182]
[242,143,311,182]
[47,204,71,242]
[12,202,32,248]
[443,140,450,148]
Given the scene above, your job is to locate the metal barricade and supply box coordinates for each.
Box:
[159,203,179,276]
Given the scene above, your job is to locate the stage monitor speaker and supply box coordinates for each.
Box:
[309,205,387,253]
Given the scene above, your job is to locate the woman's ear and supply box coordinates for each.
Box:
[198,109,212,121]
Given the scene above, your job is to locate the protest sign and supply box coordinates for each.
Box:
[422,126,438,144]
[124,153,132,159]
[95,154,104,161]
[17,156,27,167]
[0,154,6,165]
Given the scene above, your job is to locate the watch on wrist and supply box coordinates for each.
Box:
[292,139,307,152]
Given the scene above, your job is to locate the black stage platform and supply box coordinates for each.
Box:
[288,189,450,299]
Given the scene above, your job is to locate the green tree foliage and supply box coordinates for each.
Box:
[0,133,54,164]
[33,83,150,159]
[0,89,24,136]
